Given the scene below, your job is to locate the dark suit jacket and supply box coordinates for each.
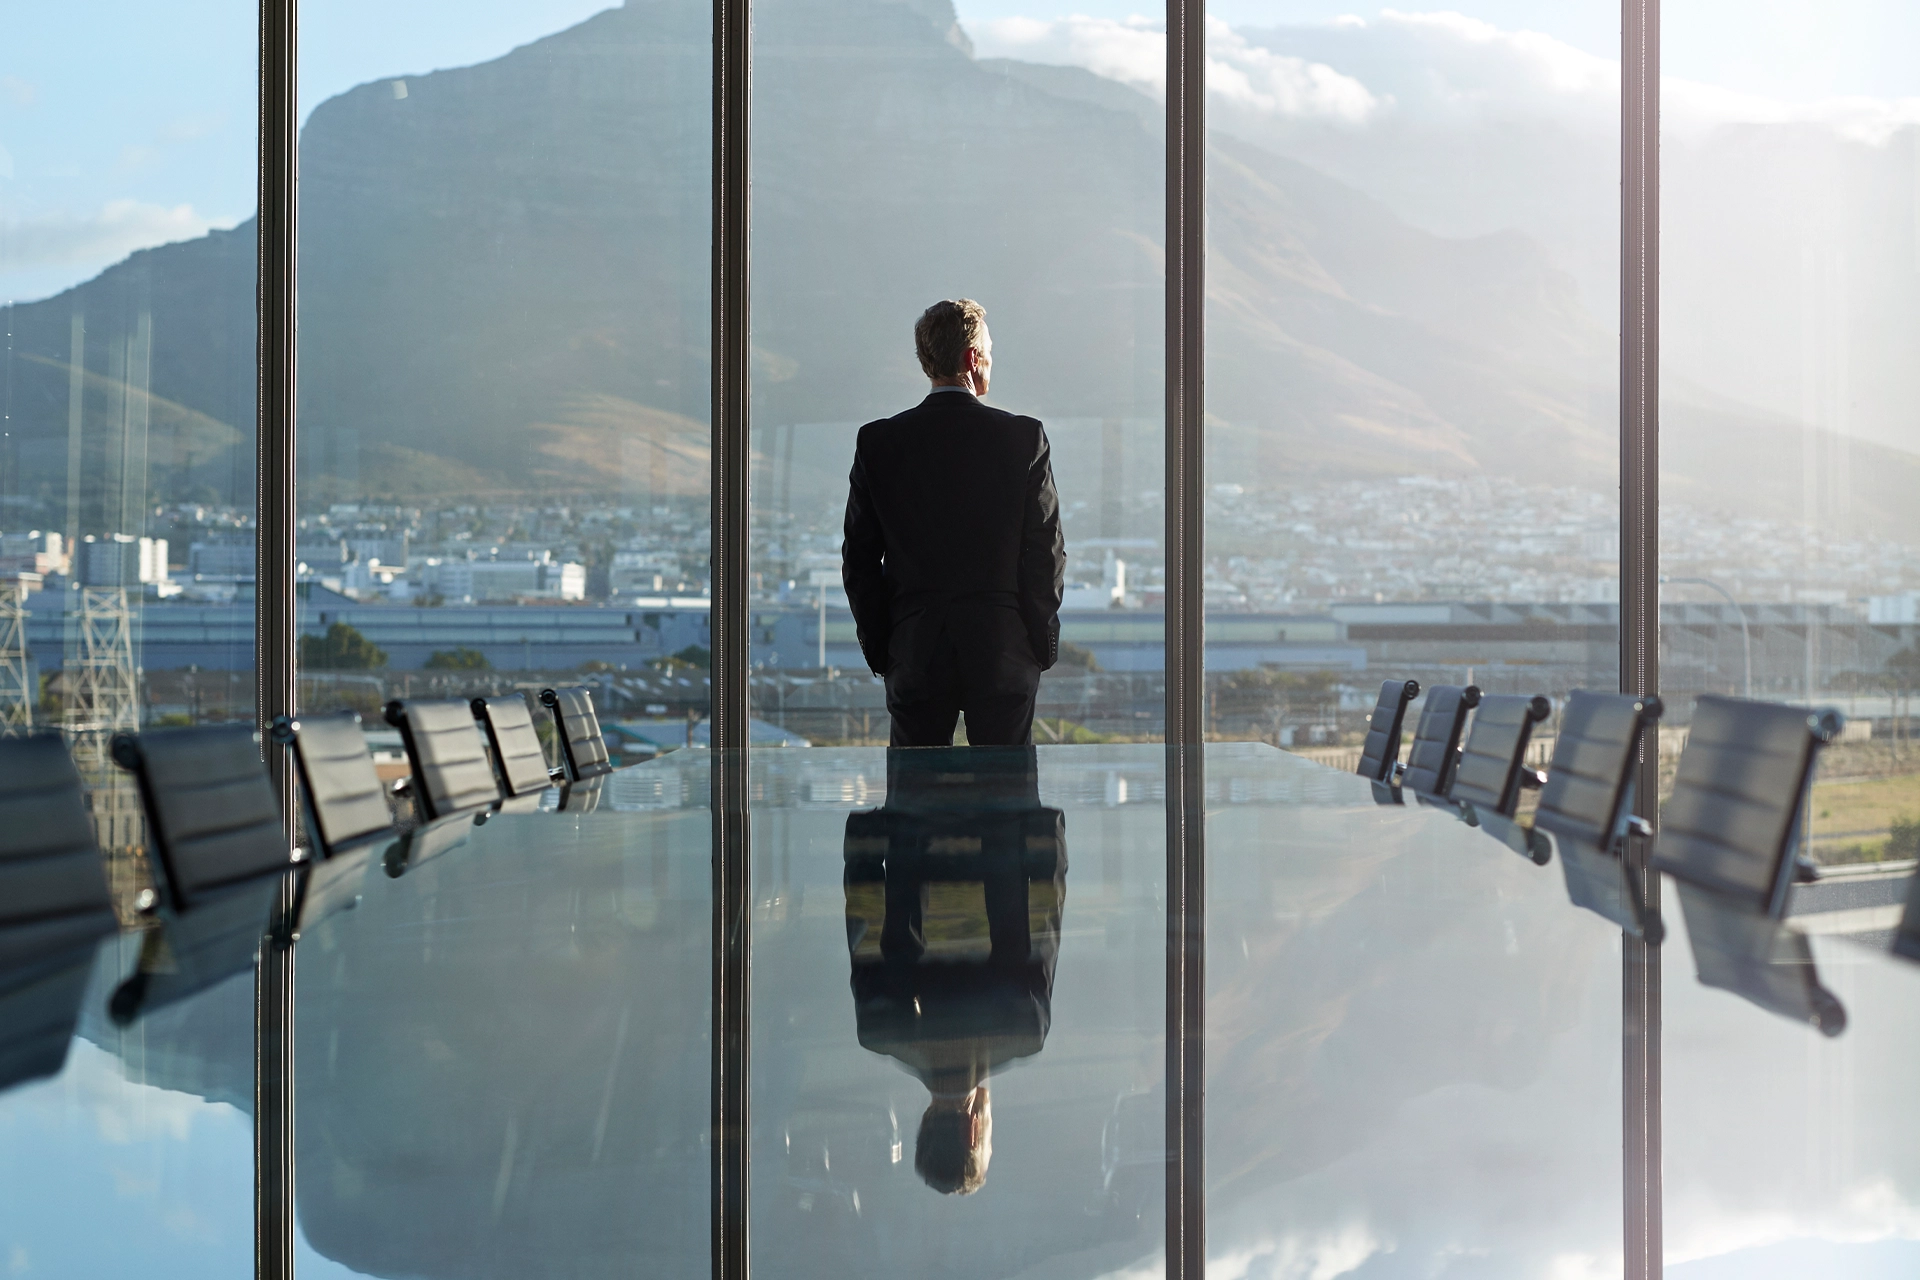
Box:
[841,392,1066,675]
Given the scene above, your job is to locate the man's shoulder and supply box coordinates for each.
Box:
[857,396,1043,444]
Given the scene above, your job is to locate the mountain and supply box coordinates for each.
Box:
[1,0,1915,542]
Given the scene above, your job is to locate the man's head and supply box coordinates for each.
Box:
[914,298,992,395]
[913,1085,993,1195]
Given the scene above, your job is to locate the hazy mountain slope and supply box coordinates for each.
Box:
[2,0,1915,542]
[0,224,256,521]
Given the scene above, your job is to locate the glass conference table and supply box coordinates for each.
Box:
[4,743,1919,1278]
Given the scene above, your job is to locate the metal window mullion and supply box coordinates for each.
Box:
[1619,0,1662,1274]
[254,0,298,1275]
[1164,0,1206,1272]
[1165,0,1204,749]
[710,0,752,1270]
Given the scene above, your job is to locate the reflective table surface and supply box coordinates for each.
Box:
[3,743,1918,1277]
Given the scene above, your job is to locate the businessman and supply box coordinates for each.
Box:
[841,299,1067,746]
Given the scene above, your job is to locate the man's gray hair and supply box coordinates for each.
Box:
[914,298,988,380]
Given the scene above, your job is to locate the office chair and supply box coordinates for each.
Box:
[540,686,614,783]
[268,713,399,937]
[111,726,294,913]
[1400,684,1480,798]
[384,699,502,821]
[1448,694,1552,818]
[1532,691,1664,940]
[0,734,117,938]
[471,694,558,797]
[1653,696,1846,1034]
[1653,696,1838,916]
[271,713,396,860]
[1356,679,1419,783]
[108,726,295,1023]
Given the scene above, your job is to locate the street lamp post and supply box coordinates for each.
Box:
[1661,575,1751,698]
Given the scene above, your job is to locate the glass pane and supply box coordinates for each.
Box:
[1191,5,1625,1268]
[1660,3,1920,1272]
[1190,4,1621,761]
[294,0,712,769]
[0,0,259,1265]
[750,745,1166,1272]
[754,0,1163,749]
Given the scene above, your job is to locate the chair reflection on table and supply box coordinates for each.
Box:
[0,735,120,1091]
[842,747,1067,1196]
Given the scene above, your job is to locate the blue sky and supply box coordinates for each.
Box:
[3,0,1919,303]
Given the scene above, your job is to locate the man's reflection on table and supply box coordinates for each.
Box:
[843,746,1067,1195]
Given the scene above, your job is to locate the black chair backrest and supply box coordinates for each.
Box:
[1401,684,1480,797]
[274,713,395,859]
[472,695,554,797]
[1451,694,1552,816]
[540,686,613,782]
[384,700,501,821]
[1356,679,1419,782]
[111,726,292,912]
[1533,692,1662,854]
[1652,696,1840,919]
[0,734,114,932]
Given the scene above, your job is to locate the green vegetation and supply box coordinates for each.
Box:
[1887,815,1920,861]
[299,622,387,670]
[1033,717,1112,744]
[1056,642,1101,672]
[424,646,491,671]
[655,644,711,671]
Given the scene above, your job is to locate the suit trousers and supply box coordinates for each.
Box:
[884,599,1042,747]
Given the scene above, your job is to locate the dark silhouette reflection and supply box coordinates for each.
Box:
[288,843,380,937]
[1675,883,1846,1036]
[382,811,482,879]
[108,877,284,1025]
[0,922,109,1093]
[843,747,1067,1195]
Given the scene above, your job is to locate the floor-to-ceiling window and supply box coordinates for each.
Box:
[288,4,715,1274]
[0,1,260,1270]
[293,1,714,767]
[1189,4,1627,1270]
[743,0,1168,1264]
[1660,3,1920,1271]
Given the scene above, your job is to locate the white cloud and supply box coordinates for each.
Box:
[968,14,1382,124]
[0,199,218,272]
[1207,1225,1393,1279]
[970,8,1920,144]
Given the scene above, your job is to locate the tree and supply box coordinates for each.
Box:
[425,646,491,671]
[1886,647,1920,760]
[656,644,711,670]
[299,622,387,670]
[1056,642,1102,672]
